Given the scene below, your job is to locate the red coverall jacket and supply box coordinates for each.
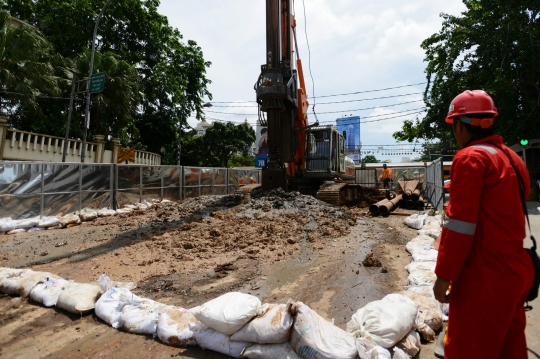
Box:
[435,135,533,359]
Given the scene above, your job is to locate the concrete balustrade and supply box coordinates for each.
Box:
[0,119,161,165]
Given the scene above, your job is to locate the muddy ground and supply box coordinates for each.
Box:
[0,189,536,358]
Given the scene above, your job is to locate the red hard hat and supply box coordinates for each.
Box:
[445,90,498,127]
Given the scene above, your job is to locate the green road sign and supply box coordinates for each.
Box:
[89,72,106,94]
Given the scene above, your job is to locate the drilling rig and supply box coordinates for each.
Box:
[254,0,361,206]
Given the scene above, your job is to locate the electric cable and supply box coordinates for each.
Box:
[0,90,85,101]
[301,0,318,122]
[205,99,424,116]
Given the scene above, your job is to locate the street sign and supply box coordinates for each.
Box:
[89,72,106,93]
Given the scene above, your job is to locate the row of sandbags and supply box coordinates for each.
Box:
[400,213,449,345]
[0,266,425,359]
[0,199,170,235]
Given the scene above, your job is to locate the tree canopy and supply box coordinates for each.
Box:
[394,1,540,146]
[361,154,379,167]
[203,122,256,168]
[1,0,212,162]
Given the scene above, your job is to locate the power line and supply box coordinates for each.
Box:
[209,92,423,107]
[205,99,424,116]
[314,82,427,99]
[301,0,318,122]
[207,82,427,104]
[315,107,426,123]
[0,90,84,101]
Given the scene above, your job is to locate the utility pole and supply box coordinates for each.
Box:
[81,0,113,163]
[62,77,76,162]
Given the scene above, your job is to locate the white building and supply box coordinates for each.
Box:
[194,121,213,137]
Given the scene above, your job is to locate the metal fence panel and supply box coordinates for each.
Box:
[0,161,260,219]
[355,169,377,186]
[43,193,80,217]
[42,164,79,193]
[0,162,42,195]
[142,166,163,188]
[425,158,444,212]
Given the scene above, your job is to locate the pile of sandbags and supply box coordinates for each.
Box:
[0,199,164,235]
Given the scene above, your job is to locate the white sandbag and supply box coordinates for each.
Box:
[291,301,357,359]
[15,217,40,229]
[356,338,378,359]
[375,345,391,359]
[403,214,427,230]
[0,217,15,232]
[95,287,136,328]
[417,228,441,239]
[399,291,443,342]
[190,321,247,358]
[30,278,70,307]
[56,282,103,314]
[396,329,421,357]
[7,228,27,234]
[412,248,439,262]
[118,297,168,334]
[59,214,80,226]
[0,268,31,294]
[98,208,117,217]
[424,216,442,228]
[405,261,436,274]
[404,285,434,295]
[242,342,302,359]
[98,273,137,291]
[393,347,412,359]
[116,208,133,214]
[124,204,137,209]
[408,269,437,286]
[137,203,149,210]
[189,292,261,335]
[347,295,417,348]
[156,306,198,346]
[80,211,98,221]
[27,227,45,232]
[0,269,60,297]
[37,216,61,228]
[230,301,294,344]
[406,237,438,262]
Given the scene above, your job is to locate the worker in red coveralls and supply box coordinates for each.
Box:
[433,90,533,359]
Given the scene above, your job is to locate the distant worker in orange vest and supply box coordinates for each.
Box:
[239,177,246,185]
[249,175,255,184]
[381,164,392,189]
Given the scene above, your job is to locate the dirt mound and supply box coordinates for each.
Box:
[362,252,382,267]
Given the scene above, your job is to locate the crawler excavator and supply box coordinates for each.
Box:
[253,0,362,206]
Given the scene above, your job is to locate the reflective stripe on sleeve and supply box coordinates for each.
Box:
[471,144,498,155]
[444,217,477,235]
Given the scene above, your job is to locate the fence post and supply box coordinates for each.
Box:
[94,135,105,163]
[111,138,121,164]
[0,116,8,160]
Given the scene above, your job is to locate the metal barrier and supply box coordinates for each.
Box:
[0,161,261,219]
[425,157,444,212]
[0,162,113,219]
[355,169,377,187]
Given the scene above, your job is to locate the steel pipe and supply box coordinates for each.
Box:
[403,189,412,201]
[377,194,403,215]
[411,189,422,201]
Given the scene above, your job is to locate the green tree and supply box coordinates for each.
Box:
[228,153,255,168]
[3,0,212,158]
[361,154,379,168]
[203,122,256,168]
[0,10,61,117]
[394,1,540,145]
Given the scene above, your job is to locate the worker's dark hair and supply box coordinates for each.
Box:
[454,113,494,140]
[261,128,267,135]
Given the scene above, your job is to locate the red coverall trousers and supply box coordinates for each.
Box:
[435,135,533,359]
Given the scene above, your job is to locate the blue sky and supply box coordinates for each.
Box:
[159,0,466,162]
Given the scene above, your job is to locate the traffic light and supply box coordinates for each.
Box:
[520,139,529,146]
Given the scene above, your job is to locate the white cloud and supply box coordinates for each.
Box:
[160,0,465,161]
